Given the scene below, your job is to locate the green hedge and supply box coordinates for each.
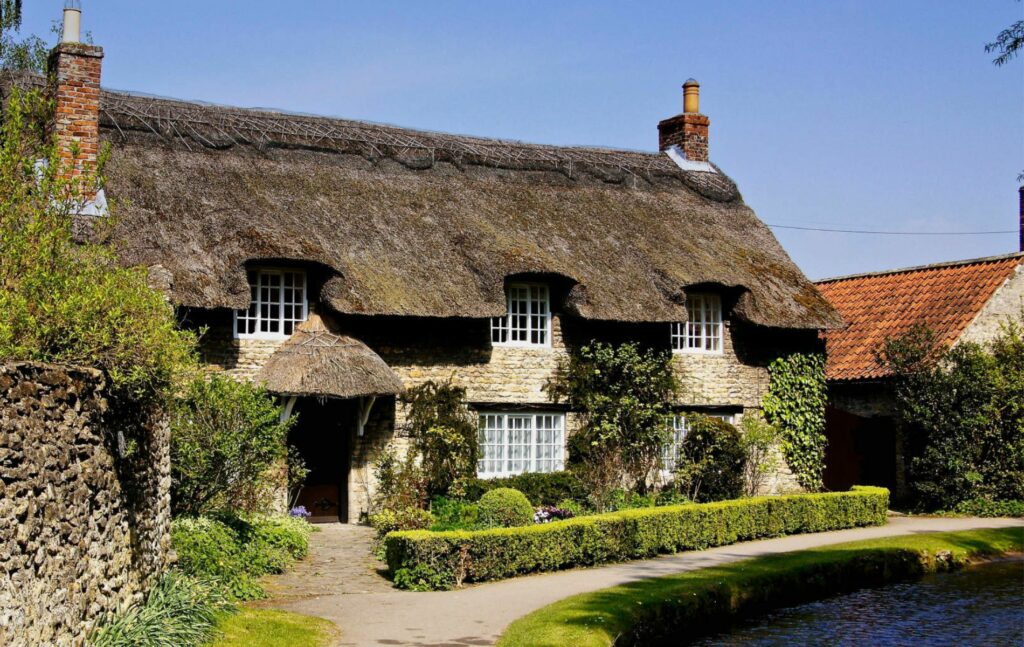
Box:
[385,487,889,590]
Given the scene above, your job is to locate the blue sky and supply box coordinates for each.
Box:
[21,1,1023,279]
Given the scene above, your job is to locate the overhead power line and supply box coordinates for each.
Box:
[767,224,1017,236]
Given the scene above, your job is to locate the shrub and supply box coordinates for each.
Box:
[548,341,679,499]
[170,375,293,517]
[385,487,889,590]
[373,449,429,512]
[401,380,478,497]
[171,513,311,600]
[740,415,782,497]
[0,89,196,436]
[430,496,481,531]
[369,506,434,540]
[478,488,535,528]
[950,498,1024,518]
[90,570,233,647]
[673,415,746,502]
[877,321,1024,510]
[464,471,588,506]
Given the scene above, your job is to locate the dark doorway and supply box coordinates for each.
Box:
[824,405,897,492]
[288,398,353,523]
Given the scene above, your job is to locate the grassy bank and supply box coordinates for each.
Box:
[497,527,1024,647]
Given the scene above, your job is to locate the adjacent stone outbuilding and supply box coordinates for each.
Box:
[816,252,1024,496]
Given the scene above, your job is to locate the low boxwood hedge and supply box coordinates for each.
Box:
[385,486,889,590]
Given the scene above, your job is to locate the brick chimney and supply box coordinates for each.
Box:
[658,79,710,162]
[48,2,103,202]
[1019,185,1023,252]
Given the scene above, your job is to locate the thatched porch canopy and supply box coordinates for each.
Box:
[0,73,842,329]
[258,314,403,399]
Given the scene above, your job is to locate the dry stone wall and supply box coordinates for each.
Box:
[0,362,171,647]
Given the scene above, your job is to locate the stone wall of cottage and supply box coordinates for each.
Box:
[0,362,172,647]
[193,305,812,520]
[958,263,1024,346]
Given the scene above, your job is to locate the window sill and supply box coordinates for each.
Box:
[672,349,724,356]
[234,334,293,342]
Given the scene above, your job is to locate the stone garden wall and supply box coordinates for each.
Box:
[0,362,172,647]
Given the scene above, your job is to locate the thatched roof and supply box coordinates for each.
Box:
[258,313,403,398]
[1,72,841,328]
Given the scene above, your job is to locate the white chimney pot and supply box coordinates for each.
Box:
[62,5,82,44]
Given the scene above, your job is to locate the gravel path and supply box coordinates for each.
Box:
[262,516,1023,647]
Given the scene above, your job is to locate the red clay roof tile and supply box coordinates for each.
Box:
[816,254,1023,381]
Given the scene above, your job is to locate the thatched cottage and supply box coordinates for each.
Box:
[18,21,842,522]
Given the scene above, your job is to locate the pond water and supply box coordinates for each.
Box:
[694,558,1024,646]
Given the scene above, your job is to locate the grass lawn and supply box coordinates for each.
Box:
[212,607,338,647]
[497,527,1024,647]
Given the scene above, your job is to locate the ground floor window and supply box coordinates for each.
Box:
[477,412,565,478]
[661,413,735,473]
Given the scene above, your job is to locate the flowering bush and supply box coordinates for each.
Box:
[289,506,311,519]
[533,505,575,524]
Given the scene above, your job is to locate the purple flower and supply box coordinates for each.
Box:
[533,505,574,524]
[289,506,311,519]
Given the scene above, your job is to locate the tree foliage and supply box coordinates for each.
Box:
[876,320,1024,510]
[986,5,1024,67]
[0,0,47,73]
[401,380,478,497]
[762,352,828,491]
[170,375,293,517]
[0,89,196,421]
[549,341,678,504]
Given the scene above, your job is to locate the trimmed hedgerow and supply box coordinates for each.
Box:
[385,487,889,590]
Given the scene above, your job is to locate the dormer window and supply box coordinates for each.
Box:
[234,269,308,339]
[491,283,551,347]
[671,294,722,353]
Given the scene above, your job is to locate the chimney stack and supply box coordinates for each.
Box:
[1018,185,1023,252]
[48,0,103,202]
[658,79,710,162]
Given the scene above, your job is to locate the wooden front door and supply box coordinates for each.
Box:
[289,398,353,522]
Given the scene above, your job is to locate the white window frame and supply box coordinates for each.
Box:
[671,293,723,354]
[477,412,565,478]
[661,413,735,474]
[491,283,552,348]
[233,268,308,340]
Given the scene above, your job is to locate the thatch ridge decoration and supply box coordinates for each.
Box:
[0,71,841,329]
[95,88,740,201]
[258,314,404,399]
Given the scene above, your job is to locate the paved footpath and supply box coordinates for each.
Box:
[263,516,1022,647]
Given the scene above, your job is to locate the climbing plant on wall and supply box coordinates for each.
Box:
[762,352,828,491]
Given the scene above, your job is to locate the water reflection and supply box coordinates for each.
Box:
[695,558,1024,646]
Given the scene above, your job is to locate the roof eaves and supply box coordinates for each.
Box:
[816,252,1023,284]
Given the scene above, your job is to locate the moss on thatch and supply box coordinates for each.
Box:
[0,73,841,329]
[258,313,403,398]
